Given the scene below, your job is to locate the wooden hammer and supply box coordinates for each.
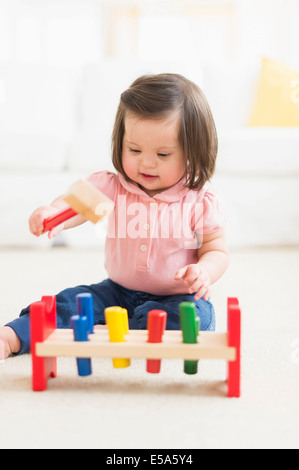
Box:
[43,179,114,233]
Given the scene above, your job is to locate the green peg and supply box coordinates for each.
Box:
[179,302,200,375]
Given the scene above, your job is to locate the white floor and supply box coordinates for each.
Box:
[0,246,298,449]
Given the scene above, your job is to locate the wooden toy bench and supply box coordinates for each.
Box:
[30,297,241,397]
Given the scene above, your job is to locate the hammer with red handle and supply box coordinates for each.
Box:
[43,179,114,233]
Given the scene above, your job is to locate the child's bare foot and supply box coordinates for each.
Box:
[0,340,5,361]
[0,327,21,359]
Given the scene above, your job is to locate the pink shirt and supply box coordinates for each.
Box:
[88,171,226,296]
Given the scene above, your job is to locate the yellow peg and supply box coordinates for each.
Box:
[104,307,130,368]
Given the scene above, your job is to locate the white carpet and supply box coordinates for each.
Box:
[0,246,298,449]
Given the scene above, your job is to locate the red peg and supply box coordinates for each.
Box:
[146,310,167,374]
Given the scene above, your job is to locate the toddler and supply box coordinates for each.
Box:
[0,73,229,358]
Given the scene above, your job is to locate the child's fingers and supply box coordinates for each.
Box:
[178,265,198,282]
[194,284,206,301]
[204,288,211,301]
[194,285,211,301]
[29,214,38,236]
[29,209,48,236]
[203,286,211,301]
[175,265,211,300]
[186,276,199,290]
[174,266,188,280]
[187,277,203,293]
[186,270,206,291]
[31,222,43,237]
[48,223,64,239]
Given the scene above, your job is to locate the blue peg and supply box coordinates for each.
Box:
[71,315,92,377]
[76,293,94,334]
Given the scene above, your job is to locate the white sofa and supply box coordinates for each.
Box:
[1,60,298,249]
[215,127,299,248]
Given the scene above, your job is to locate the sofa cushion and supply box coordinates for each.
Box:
[0,133,69,171]
[217,127,299,176]
[213,174,299,248]
[249,58,299,127]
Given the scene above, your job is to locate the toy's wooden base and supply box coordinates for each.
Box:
[36,329,236,361]
[30,297,241,397]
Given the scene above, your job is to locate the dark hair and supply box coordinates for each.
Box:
[112,73,218,191]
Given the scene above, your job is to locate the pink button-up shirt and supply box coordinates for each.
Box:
[88,171,226,295]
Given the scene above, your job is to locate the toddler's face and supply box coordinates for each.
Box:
[122,112,186,197]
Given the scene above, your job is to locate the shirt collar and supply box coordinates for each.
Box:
[118,173,189,203]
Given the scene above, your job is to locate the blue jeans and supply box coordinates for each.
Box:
[7,278,216,355]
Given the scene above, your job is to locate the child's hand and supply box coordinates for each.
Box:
[0,327,21,359]
[174,263,211,301]
[29,206,65,239]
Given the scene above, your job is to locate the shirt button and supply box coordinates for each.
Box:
[140,244,147,252]
[143,223,150,231]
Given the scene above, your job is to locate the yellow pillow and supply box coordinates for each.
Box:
[249,58,299,127]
